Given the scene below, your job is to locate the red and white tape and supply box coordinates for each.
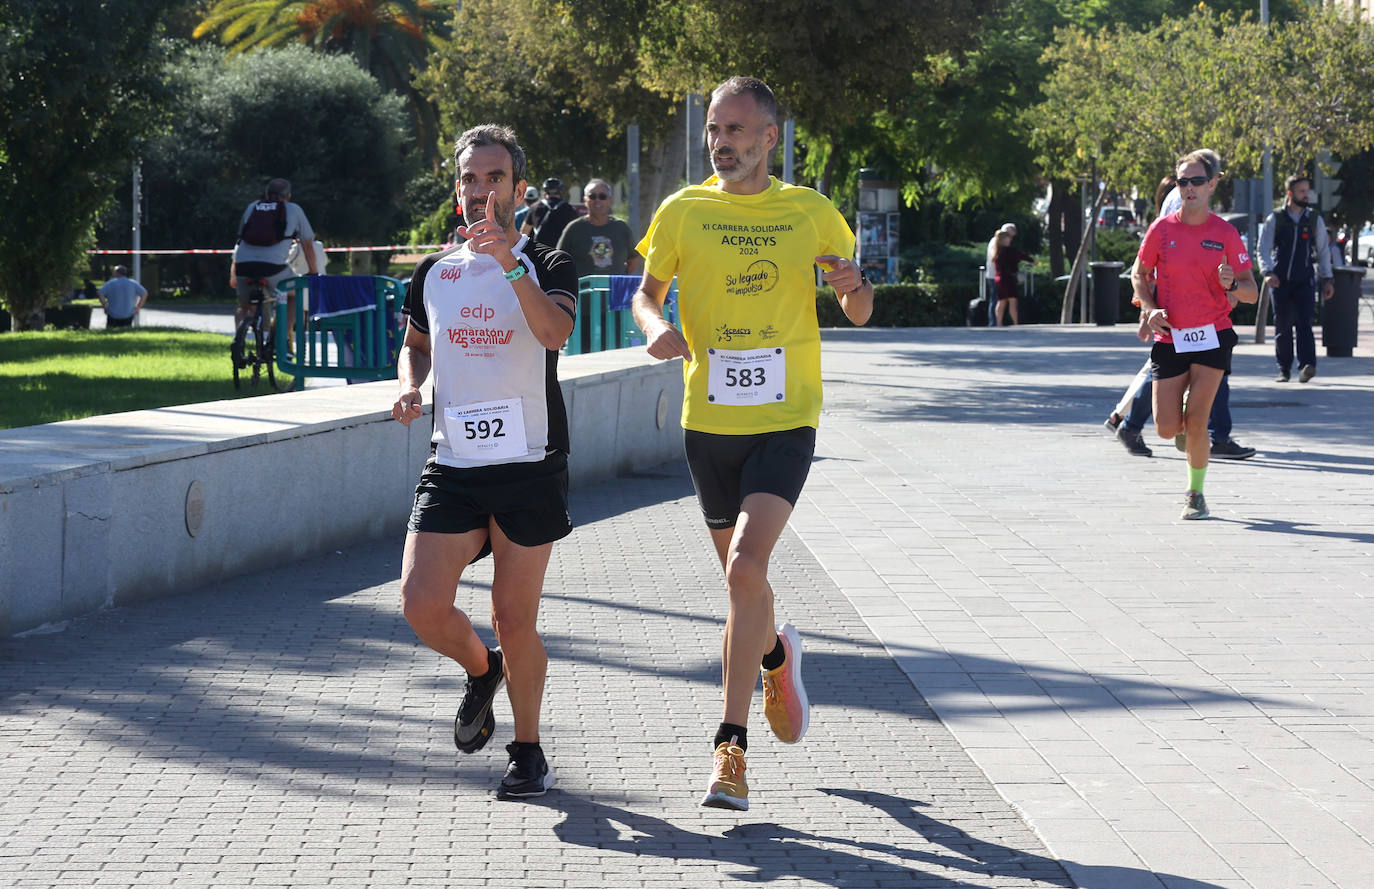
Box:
[88,244,449,256]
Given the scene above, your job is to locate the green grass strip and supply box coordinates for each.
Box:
[0,327,272,430]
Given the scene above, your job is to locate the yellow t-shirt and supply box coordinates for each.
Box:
[637,176,856,434]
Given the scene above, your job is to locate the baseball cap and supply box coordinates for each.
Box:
[525,186,538,200]
[542,178,564,191]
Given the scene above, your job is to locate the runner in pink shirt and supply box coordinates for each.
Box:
[1132,150,1258,520]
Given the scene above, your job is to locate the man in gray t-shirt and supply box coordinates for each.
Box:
[555,178,639,279]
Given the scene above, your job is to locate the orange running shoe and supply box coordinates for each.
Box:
[761,623,810,743]
[701,741,749,810]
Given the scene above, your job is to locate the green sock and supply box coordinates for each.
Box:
[1188,465,1207,493]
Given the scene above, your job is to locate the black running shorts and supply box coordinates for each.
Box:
[407,452,571,556]
[684,426,816,529]
[1151,326,1237,380]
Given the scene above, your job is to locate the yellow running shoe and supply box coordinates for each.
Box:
[761,623,810,743]
[701,741,748,810]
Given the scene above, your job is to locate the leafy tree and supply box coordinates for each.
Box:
[426,0,677,181]
[1027,7,1374,200]
[98,44,416,295]
[193,0,451,166]
[0,0,178,329]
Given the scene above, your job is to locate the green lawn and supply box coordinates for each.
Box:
[0,327,278,429]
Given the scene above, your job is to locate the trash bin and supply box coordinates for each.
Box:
[1322,265,1365,357]
[1090,261,1125,325]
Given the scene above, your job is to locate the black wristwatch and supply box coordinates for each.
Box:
[1227,277,1238,292]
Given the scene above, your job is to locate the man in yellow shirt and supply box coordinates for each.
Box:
[631,76,874,811]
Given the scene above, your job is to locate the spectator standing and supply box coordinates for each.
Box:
[514,185,538,231]
[1258,174,1334,383]
[985,223,1016,326]
[97,265,147,328]
[556,178,640,278]
[992,229,1034,326]
[522,178,579,248]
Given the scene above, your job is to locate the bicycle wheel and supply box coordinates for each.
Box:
[263,330,289,392]
[232,317,254,390]
[251,321,265,386]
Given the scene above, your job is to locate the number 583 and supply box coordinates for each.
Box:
[724,367,766,387]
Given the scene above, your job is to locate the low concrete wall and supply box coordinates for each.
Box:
[0,350,684,636]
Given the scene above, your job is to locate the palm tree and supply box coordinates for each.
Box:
[195,0,451,167]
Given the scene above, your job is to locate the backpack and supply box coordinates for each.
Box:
[240,200,288,247]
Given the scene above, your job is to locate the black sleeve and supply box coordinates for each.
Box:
[528,243,579,316]
[402,251,442,334]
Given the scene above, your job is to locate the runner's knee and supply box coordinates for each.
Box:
[400,583,453,632]
[725,549,771,599]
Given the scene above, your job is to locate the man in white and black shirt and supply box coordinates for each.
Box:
[393,124,577,800]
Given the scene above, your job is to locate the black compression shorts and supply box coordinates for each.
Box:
[683,426,816,529]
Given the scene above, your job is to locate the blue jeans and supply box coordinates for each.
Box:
[1123,368,1232,444]
[1271,280,1317,371]
[986,277,998,326]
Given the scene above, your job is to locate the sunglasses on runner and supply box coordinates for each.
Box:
[586,193,610,200]
[1177,176,1211,187]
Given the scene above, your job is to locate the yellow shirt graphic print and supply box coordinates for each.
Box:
[638,177,856,434]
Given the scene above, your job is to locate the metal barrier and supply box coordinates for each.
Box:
[275,275,405,389]
[567,275,678,356]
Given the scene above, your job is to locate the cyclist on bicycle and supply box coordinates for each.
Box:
[229,178,321,331]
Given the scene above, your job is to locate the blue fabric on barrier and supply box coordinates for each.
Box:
[310,275,375,318]
[607,275,639,311]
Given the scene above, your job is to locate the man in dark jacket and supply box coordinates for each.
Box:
[521,178,579,248]
[1258,174,1334,383]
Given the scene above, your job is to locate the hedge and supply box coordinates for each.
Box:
[816,280,1073,327]
[816,283,975,328]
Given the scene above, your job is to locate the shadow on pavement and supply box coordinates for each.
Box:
[543,786,1227,888]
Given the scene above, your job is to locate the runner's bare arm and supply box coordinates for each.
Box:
[632,272,690,360]
[816,255,873,326]
[1132,258,1170,334]
[393,322,431,426]
[1218,263,1258,304]
[509,276,576,351]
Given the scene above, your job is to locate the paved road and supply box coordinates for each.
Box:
[4,310,1372,888]
[92,303,238,335]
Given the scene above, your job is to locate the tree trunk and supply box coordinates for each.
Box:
[1061,187,1109,323]
[637,114,687,238]
[6,268,50,330]
[1047,177,1080,278]
[819,147,838,197]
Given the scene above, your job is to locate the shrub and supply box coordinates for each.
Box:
[817,283,971,328]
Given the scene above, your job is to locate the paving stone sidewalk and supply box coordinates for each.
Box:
[796,320,1374,889]
[4,462,1082,888]
[5,313,1372,889]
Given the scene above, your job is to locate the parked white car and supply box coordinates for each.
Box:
[1356,225,1374,266]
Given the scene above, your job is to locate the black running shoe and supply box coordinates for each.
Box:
[1210,438,1256,460]
[1116,426,1153,457]
[454,648,504,754]
[497,741,554,799]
